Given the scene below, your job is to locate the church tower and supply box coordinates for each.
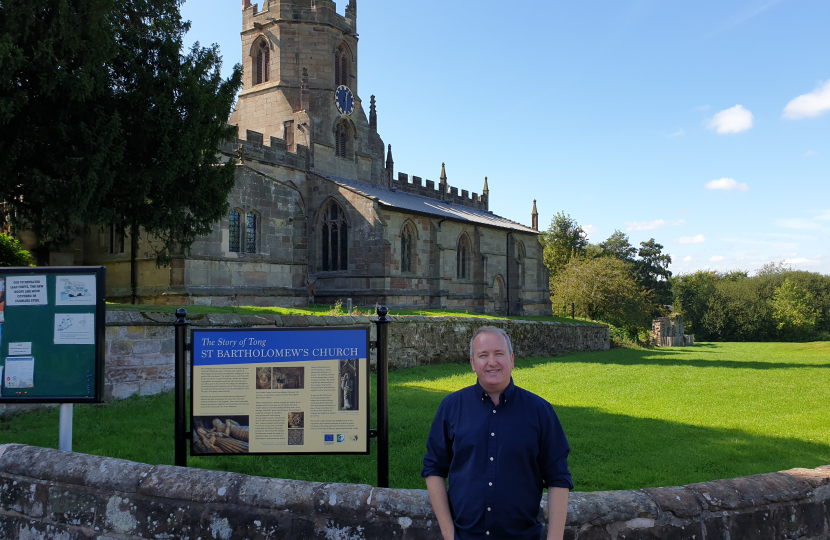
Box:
[230,0,385,184]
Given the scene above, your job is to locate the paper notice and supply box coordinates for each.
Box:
[5,356,34,388]
[9,342,32,356]
[55,275,96,306]
[7,276,47,306]
[54,314,95,345]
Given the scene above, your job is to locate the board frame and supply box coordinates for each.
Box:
[189,326,371,456]
[0,266,106,404]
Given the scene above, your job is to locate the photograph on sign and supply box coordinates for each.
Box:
[54,313,95,344]
[55,275,97,306]
[6,275,47,306]
[5,356,35,388]
[191,327,370,455]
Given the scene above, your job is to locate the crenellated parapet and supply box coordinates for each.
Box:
[243,0,356,35]
[220,129,311,171]
[388,170,489,211]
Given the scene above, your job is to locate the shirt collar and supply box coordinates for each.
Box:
[475,378,515,405]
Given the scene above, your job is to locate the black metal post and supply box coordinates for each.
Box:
[375,306,390,488]
[174,308,190,467]
[571,302,575,320]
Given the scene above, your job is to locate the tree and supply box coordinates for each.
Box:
[771,278,819,339]
[540,212,588,278]
[0,0,242,266]
[550,256,653,331]
[107,0,243,266]
[0,0,123,257]
[0,233,34,267]
[598,230,638,266]
[635,238,673,305]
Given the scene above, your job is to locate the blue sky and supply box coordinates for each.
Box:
[181,0,829,276]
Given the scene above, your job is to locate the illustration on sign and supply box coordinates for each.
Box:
[54,313,95,345]
[55,275,96,306]
[191,328,369,455]
[7,276,47,306]
[5,356,35,388]
[0,278,5,322]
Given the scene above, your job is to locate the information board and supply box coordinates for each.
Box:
[0,267,105,403]
[191,327,370,455]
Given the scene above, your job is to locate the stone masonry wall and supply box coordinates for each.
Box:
[0,444,828,539]
[0,312,607,416]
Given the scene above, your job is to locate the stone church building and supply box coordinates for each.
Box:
[80,0,552,316]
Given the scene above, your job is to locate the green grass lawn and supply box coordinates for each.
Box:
[2,342,827,492]
[105,302,587,325]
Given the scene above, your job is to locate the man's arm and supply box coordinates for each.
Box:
[425,475,454,540]
[546,487,569,540]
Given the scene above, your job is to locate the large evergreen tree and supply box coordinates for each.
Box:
[0,0,242,264]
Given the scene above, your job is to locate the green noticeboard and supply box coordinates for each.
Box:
[0,267,105,403]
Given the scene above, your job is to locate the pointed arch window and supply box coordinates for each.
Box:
[335,43,349,87]
[335,122,349,158]
[321,202,348,271]
[255,40,270,86]
[401,222,415,273]
[457,234,470,279]
[517,242,526,287]
[246,212,258,254]
[229,209,242,252]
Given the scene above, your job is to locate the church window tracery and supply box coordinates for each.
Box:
[229,209,242,252]
[254,40,269,86]
[401,222,416,273]
[321,201,348,271]
[246,212,258,254]
[457,234,470,279]
[228,209,259,254]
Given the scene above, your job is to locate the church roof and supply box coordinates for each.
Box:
[318,174,538,234]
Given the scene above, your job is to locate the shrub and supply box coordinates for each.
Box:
[0,233,34,267]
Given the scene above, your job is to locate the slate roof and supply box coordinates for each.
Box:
[318,174,538,234]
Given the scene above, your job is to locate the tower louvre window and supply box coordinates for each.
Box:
[321,202,348,271]
[335,44,349,87]
[255,40,269,86]
[284,121,295,152]
[335,123,348,158]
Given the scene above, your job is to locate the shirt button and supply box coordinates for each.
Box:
[491,432,495,437]
[488,482,492,486]
[490,457,494,461]
[487,507,491,512]
[492,409,496,414]
[486,532,490,536]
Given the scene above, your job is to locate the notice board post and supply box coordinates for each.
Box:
[174,308,190,467]
[374,306,390,488]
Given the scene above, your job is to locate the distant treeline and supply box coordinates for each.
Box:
[672,266,830,342]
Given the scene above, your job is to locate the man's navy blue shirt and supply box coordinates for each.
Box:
[422,379,572,540]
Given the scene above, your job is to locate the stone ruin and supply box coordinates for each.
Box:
[652,314,695,347]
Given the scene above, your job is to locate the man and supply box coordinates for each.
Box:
[422,326,572,540]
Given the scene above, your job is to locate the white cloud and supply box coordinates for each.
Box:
[817,210,830,221]
[668,129,685,138]
[705,178,749,191]
[677,235,706,244]
[776,218,824,231]
[710,256,726,262]
[625,219,685,232]
[804,150,815,157]
[696,105,711,111]
[708,105,754,134]
[783,80,830,120]
[683,256,693,262]
[584,224,600,240]
[784,257,821,268]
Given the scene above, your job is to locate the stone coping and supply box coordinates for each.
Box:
[105,310,607,328]
[0,444,827,539]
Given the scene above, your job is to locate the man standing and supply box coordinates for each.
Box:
[422,326,572,540]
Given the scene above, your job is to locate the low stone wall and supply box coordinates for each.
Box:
[90,312,612,402]
[0,444,827,539]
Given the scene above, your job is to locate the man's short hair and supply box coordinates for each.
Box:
[469,326,514,358]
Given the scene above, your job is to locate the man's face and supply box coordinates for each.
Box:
[470,331,514,394]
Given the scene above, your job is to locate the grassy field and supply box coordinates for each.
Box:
[105,302,586,325]
[1,342,827,491]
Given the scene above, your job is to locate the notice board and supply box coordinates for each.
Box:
[0,267,105,403]
[191,326,370,455]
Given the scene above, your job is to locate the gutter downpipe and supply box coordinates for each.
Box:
[505,230,511,317]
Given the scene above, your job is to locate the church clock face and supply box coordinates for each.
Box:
[335,85,355,116]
